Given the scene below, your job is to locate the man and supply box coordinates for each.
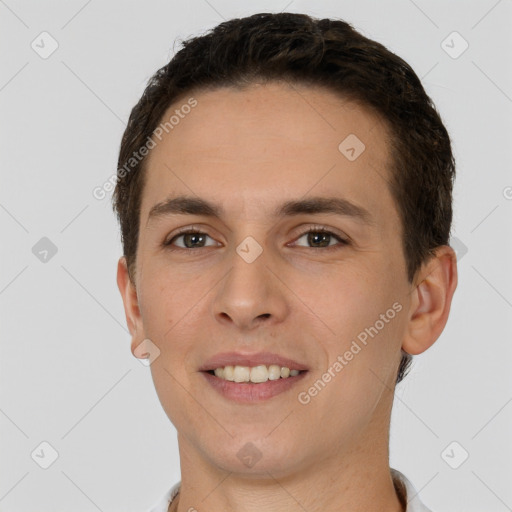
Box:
[114,12,457,512]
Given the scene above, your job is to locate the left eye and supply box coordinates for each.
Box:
[294,229,348,249]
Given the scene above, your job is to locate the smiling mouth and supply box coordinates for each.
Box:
[204,364,307,384]
[201,365,309,403]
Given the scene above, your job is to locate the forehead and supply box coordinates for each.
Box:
[140,82,397,226]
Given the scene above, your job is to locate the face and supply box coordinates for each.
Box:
[120,82,417,477]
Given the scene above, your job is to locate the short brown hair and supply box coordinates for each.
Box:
[112,12,456,384]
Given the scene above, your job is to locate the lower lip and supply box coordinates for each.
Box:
[201,371,308,403]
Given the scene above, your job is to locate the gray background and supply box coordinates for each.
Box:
[1,0,511,511]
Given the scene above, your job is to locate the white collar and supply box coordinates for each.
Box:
[391,468,434,511]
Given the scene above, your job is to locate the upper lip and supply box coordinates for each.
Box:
[199,351,309,372]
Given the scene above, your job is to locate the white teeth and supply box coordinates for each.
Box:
[223,365,235,381]
[210,364,304,383]
[234,365,250,382]
[250,365,268,383]
[268,365,281,380]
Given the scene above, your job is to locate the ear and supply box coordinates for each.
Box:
[402,245,458,355]
[116,256,146,357]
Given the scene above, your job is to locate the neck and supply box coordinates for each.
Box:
[172,409,404,512]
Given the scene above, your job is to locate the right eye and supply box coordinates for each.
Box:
[164,230,219,250]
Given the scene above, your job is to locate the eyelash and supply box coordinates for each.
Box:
[163,225,350,253]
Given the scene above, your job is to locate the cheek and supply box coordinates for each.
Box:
[137,267,215,369]
[290,262,387,336]
[137,280,173,340]
[137,270,193,346]
[303,301,405,435]
[299,264,404,380]
[138,273,207,423]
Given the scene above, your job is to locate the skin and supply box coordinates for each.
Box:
[117,81,458,512]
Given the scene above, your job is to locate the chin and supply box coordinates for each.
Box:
[203,431,303,477]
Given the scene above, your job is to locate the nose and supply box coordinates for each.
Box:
[211,244,289,331]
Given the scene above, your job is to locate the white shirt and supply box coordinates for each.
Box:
[147,468,433,511]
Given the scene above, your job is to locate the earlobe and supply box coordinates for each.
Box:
[402,245,458,356]
[116,256,145,354]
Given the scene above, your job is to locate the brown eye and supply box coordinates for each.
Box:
[294,229,348,249]
[165,230,217,249]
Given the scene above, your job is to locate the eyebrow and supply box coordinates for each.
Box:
[147,195,376,227]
